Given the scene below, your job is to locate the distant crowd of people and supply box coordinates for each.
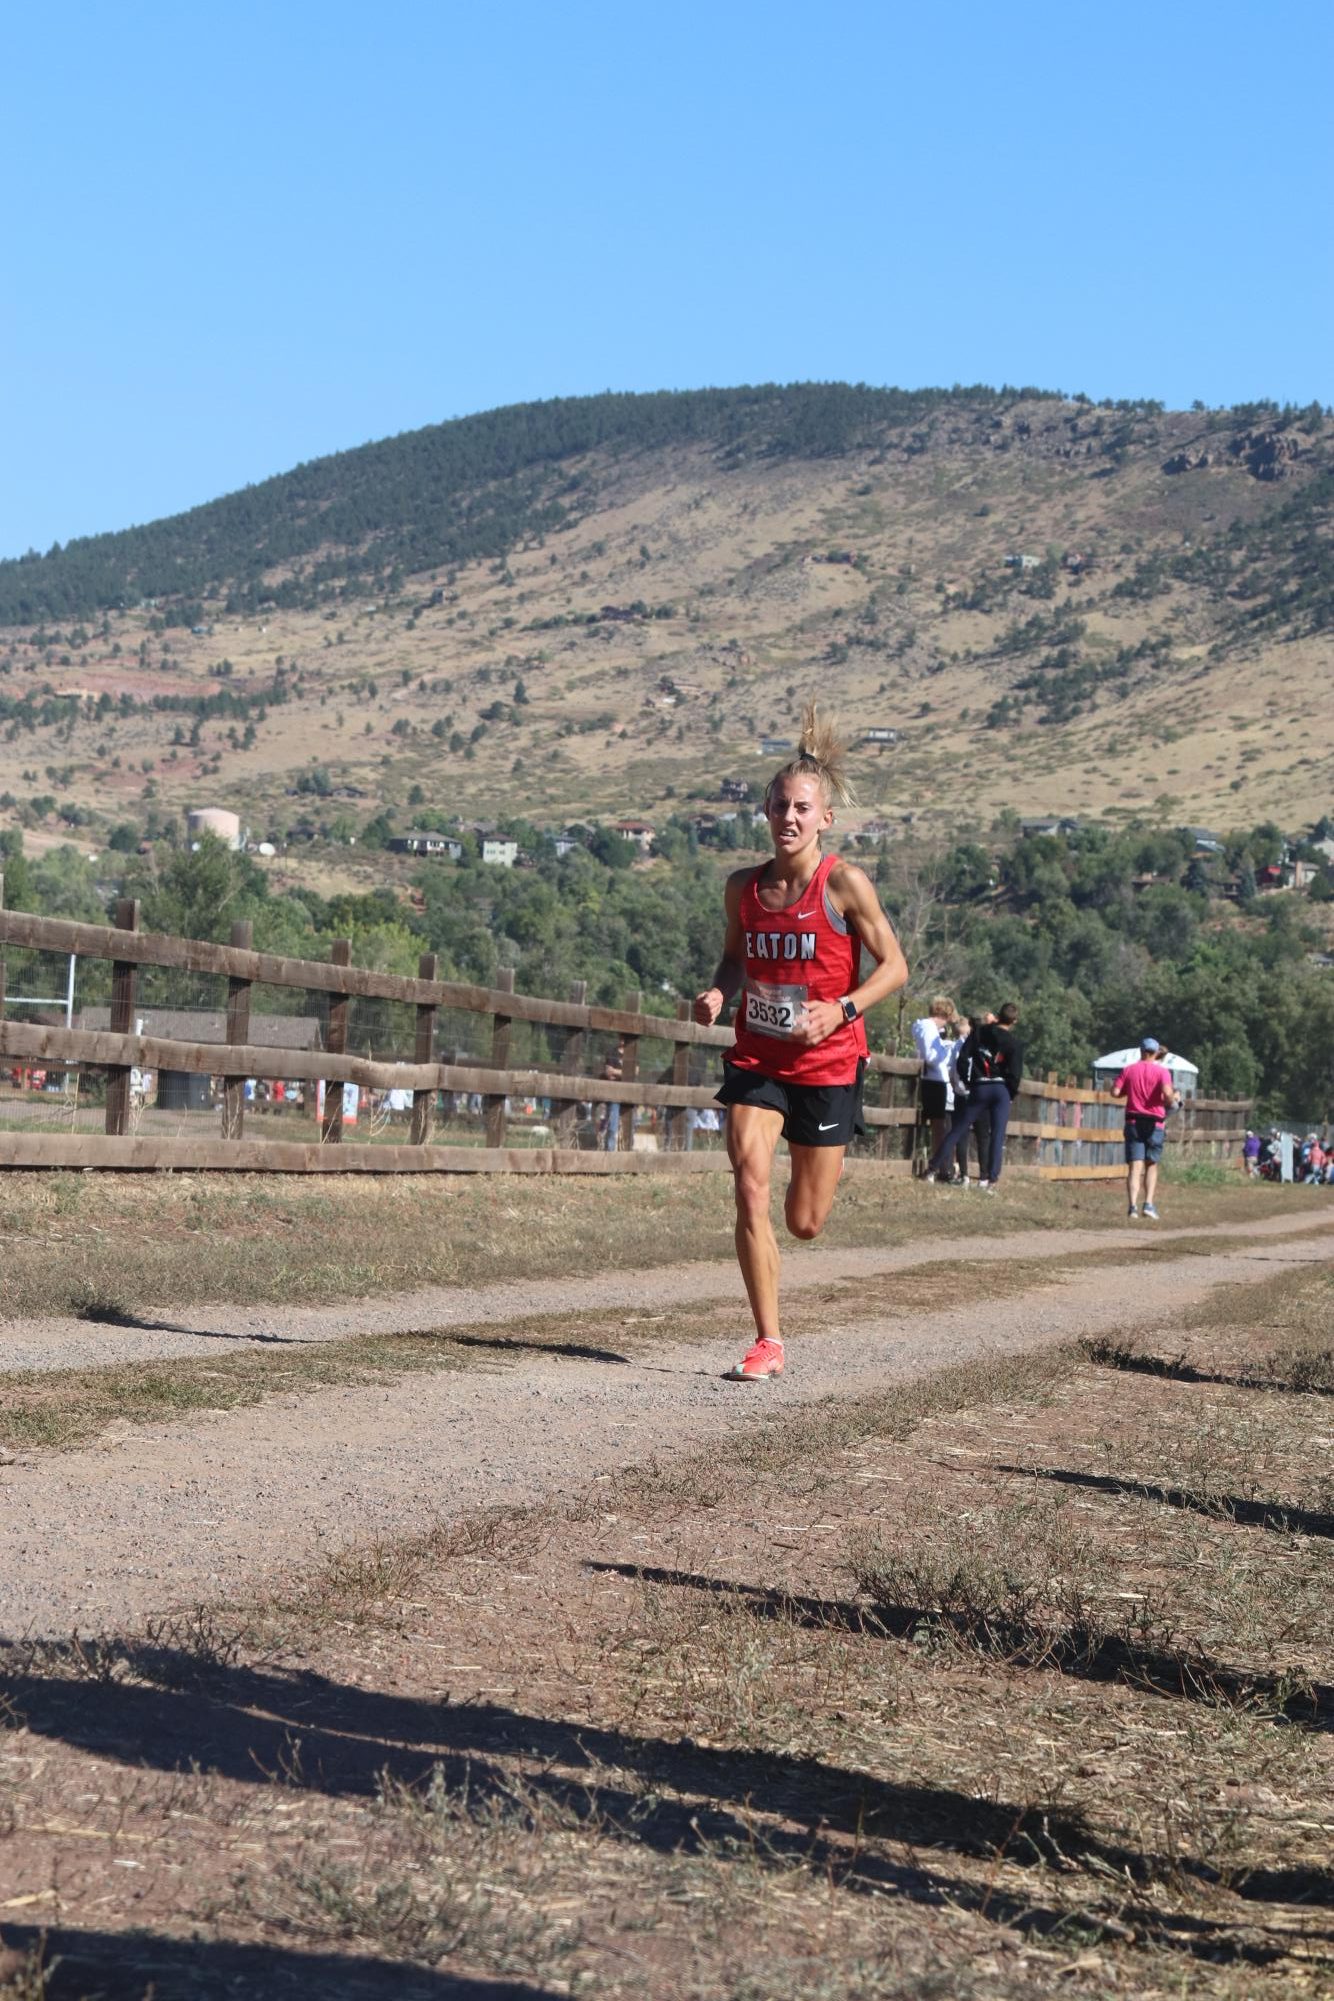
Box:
[913,996,1022,1192]
[1244,1128,1334,1184]
[911,1011,1200,1221]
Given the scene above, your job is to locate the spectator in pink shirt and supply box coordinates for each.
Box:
[1113,1037,1178,1221]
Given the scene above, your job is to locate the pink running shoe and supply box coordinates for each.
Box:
[724,1335,785,1381]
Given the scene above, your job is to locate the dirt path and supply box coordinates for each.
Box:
[3,1213,1332,1639]
[2,1208,1329,1375]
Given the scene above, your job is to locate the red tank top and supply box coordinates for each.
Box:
[729,852,868,1084]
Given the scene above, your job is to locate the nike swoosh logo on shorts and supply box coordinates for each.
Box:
[818,1120,837,1130]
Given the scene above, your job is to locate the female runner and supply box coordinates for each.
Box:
[694,707,909,1379]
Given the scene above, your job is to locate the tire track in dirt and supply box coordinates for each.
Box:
[2,1216,1332,1637]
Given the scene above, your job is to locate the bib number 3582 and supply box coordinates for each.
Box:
[746,981,806,1039]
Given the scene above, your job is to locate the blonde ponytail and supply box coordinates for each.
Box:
[765,701,856,809]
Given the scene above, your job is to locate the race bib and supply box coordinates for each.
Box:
[745,979,807,1040]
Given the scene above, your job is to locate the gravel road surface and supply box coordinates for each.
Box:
[2,1212,1331,1638]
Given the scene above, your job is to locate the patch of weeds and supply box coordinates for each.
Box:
[69,1285,133,1324]
[0,1947,50,2001]
[848,1495,1112,1659]
[1165,1157,1233,1187]
[846,1499,1332,1723]
[1081,1332,1334,1398]
[227,1760,582,1980]
[715,1965,1062,2001]
[6,1611,250,1703]
[0,1333,474,1454]
[46,1172,85,1216]
[716,1346,1077,1486]
[1272,1343,1334,1393]
[128,1608,250,1690]
[262,1505,527,1634]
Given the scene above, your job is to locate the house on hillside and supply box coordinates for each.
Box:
[1004,553,1040,569]
[1184,827,1226,856]
[482,839,518,868]
[719,778,750,802]
[760,737,792,758]
[861,726,898,748]
[614,819,655,853]
[389,831,462,859]
[1019,815,1080,838]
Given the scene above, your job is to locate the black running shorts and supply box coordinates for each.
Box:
[715,1058,866,1148]
[919,1078,949,1120]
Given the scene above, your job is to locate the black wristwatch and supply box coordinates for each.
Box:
[840,996,859,1025]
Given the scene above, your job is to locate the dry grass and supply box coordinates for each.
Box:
[0,1167,1322,1319]
[1084,1261,1334,1398]
[2,1261,1332,1996]
[0,1333,472,1453]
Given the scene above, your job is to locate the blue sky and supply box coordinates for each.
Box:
[4,0,1330,558]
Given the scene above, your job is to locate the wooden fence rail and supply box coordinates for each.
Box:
[0,899,1251,1178]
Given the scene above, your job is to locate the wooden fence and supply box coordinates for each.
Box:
[0,900,1250,1178]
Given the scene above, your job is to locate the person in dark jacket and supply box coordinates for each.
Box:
[924,1002,1021,1190]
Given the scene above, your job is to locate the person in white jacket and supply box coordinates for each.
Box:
[911,996,957,1163]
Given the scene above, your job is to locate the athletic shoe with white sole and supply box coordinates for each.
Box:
[1128,1204,1139,1219]
[1143,1203,1160,1220]
[724,1335,784,1381]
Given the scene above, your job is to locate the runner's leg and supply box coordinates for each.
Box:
[726,1102,786,1342]
[784,1142,846,1240]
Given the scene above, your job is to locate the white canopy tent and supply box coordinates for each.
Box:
[1092,1047,1200,1098]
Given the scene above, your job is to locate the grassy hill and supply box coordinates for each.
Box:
[0,383,1331,879]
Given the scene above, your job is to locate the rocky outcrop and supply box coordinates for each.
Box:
[1230,429,1302,480]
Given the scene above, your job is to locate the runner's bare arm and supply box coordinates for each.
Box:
[693,869,751,1025]
[791,862,909,1046]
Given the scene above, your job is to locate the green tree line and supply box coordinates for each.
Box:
[3,814,1331,1124]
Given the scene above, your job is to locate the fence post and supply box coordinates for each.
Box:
[321,938,352,1144]
[222,919,253,1140]
[876,1064,895,1161]
[105,898,140,1137]
[411,952,439,1147]
[484,968,515,1149]
[554,979,586,1145]
[618,990,641,1151]
[670,1001,691,1151]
